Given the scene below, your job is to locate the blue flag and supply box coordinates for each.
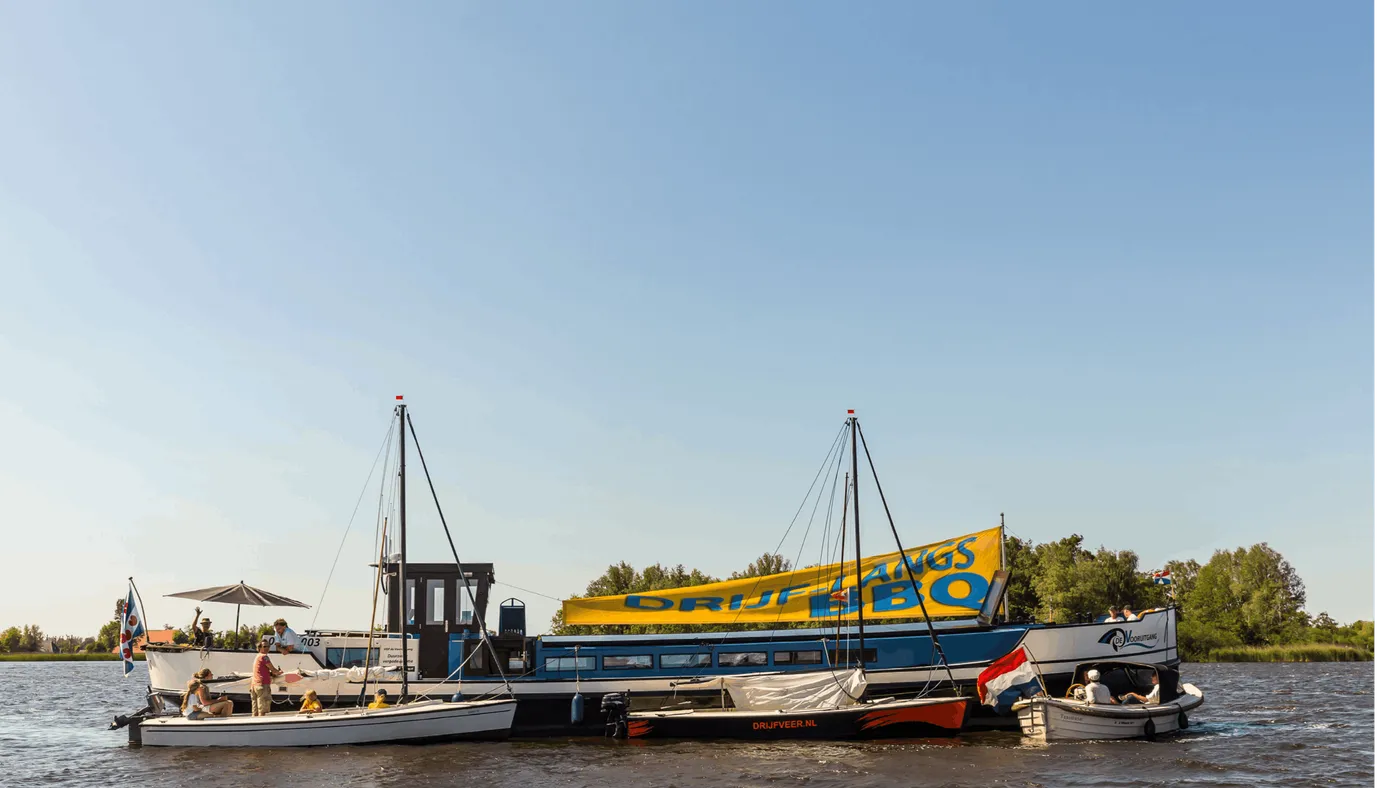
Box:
[119,585,145,677]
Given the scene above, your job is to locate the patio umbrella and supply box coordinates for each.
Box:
[166,581,311,649]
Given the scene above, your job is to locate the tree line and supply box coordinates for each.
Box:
[1,598,279,655]
[550,536,1373,660]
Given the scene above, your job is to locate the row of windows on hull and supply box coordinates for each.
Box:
[542,648,880,672]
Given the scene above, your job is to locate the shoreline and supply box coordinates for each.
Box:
[0,653,145,662]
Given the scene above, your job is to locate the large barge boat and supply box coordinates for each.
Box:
[144,560,1177,735]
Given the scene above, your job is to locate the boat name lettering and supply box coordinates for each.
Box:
[621,570,989,618]
[1097,628,1158,652]
[752,719,819,730]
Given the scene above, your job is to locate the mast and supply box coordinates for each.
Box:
[848,411,866,664]
[397,398,408,701]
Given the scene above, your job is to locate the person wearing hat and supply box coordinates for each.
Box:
[188,607,216,647]
[270,618,301,655]
[367,689,392,710]
[1083,669,1116,705]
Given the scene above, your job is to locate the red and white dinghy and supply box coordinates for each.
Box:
[136,698,516,747]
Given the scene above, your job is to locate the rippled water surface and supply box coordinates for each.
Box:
[0,661,1372,787]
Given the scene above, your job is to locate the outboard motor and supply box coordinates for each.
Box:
[601,691,631,739]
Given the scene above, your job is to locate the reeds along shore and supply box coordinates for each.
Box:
[1204,644,1373,662]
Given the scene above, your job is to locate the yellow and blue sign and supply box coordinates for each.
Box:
[561,526,1003,626]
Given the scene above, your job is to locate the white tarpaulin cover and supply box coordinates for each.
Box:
[296,665,400,683]
[723,669,867,712]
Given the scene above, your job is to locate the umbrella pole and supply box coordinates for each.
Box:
[235,604,242,650]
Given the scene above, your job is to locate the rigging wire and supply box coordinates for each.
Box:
[310,416,396,628]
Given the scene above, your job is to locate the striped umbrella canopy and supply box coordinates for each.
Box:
[166,581,310,649]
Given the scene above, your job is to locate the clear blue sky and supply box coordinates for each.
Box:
[0,3,1372,636]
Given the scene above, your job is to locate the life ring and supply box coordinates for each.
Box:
[1143,717,1157,740]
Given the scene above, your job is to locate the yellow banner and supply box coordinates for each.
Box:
[561,526,1003,626]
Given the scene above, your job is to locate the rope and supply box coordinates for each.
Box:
[310,417,395,628]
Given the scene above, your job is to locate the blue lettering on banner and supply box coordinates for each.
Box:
[861,563,892,586]
[929,541,958,571]
[624,595,674,611]
[743,590,775,609]
[777,584,810,605]
[927,572,989,610]
[679,597,723,612]
[728,594,745,611]
[954,537,978,569]
[871,581,922,613]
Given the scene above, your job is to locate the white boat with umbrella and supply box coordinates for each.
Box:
[119,397,518,746]
[1012,661,1204,741]
[164,581,311,649]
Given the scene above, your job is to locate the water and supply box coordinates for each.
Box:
[0,661,1372,787]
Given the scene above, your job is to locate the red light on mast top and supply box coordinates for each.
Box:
[847,409,855,414]
[395,395,404,401]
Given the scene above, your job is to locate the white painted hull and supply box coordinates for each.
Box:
[137,699,516,747]
[1015,684,1204,741]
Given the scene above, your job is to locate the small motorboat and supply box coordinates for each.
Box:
[1012,661,1203,741]
[602,669,970,740]
[135,698,517,747]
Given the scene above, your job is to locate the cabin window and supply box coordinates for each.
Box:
[543,656,597,672]
[831,648,878,665]
[457,579,479,624]
[603,655,654,670]
[427,580,446,625]
[774,650,823,665]
[326,647,382,669]
[717,652,768,667]
[660,653,712,669]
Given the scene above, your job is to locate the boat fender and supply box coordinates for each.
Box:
[1178,711,1188,729]
[451,692,467,703]
[570,692,585,726]
[1143,718,1156,740]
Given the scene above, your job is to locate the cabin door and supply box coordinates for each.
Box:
[418,578,451,678]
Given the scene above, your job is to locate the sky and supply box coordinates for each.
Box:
[0,3,1373,637]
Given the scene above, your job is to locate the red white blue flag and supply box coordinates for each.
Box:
[1150,570,1173,585]
[118,585,145,677]
[976,646,1043,714]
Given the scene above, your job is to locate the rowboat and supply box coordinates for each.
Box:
[1013,661,1204,741]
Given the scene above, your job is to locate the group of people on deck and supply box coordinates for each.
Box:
[1083,669,1163,706]
[180,614,394,719]
[1105,606,1140,622]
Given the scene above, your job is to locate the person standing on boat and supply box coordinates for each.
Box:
[1119,674,1160,705]
[250,640,284,716]
[188,608,215,647]
[1084,669,1116,705]
[270,618,300,654]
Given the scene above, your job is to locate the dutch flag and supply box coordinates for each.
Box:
[976,647,1043,714]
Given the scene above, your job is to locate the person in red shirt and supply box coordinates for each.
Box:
[250,640,283,716]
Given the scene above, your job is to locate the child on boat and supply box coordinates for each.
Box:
[299,690,323,714]
[368,689,391,710]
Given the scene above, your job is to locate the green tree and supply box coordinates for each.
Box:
[1002,536,1040,621]
[0,627,19,653]
[20,625,44,652]
[1180,544,1308,648]
[730,553,792,579]
[550,561,722,635]
[96,620,120,651]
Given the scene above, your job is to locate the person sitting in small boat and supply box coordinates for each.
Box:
[368,689,392,710]
[299,690,323,714]
[271,618,301,654]
[250,640,284,717]
[181,668,234,719]
[1105,607,1123,623]
[1121,606,1140,621]
[1119,673,1160,705]
[1084,669,1117,705]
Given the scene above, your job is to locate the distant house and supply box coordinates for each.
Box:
[113,629,178,655]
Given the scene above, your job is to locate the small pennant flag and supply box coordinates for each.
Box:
[1150,570,1173,586]
[829,588,850,604]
